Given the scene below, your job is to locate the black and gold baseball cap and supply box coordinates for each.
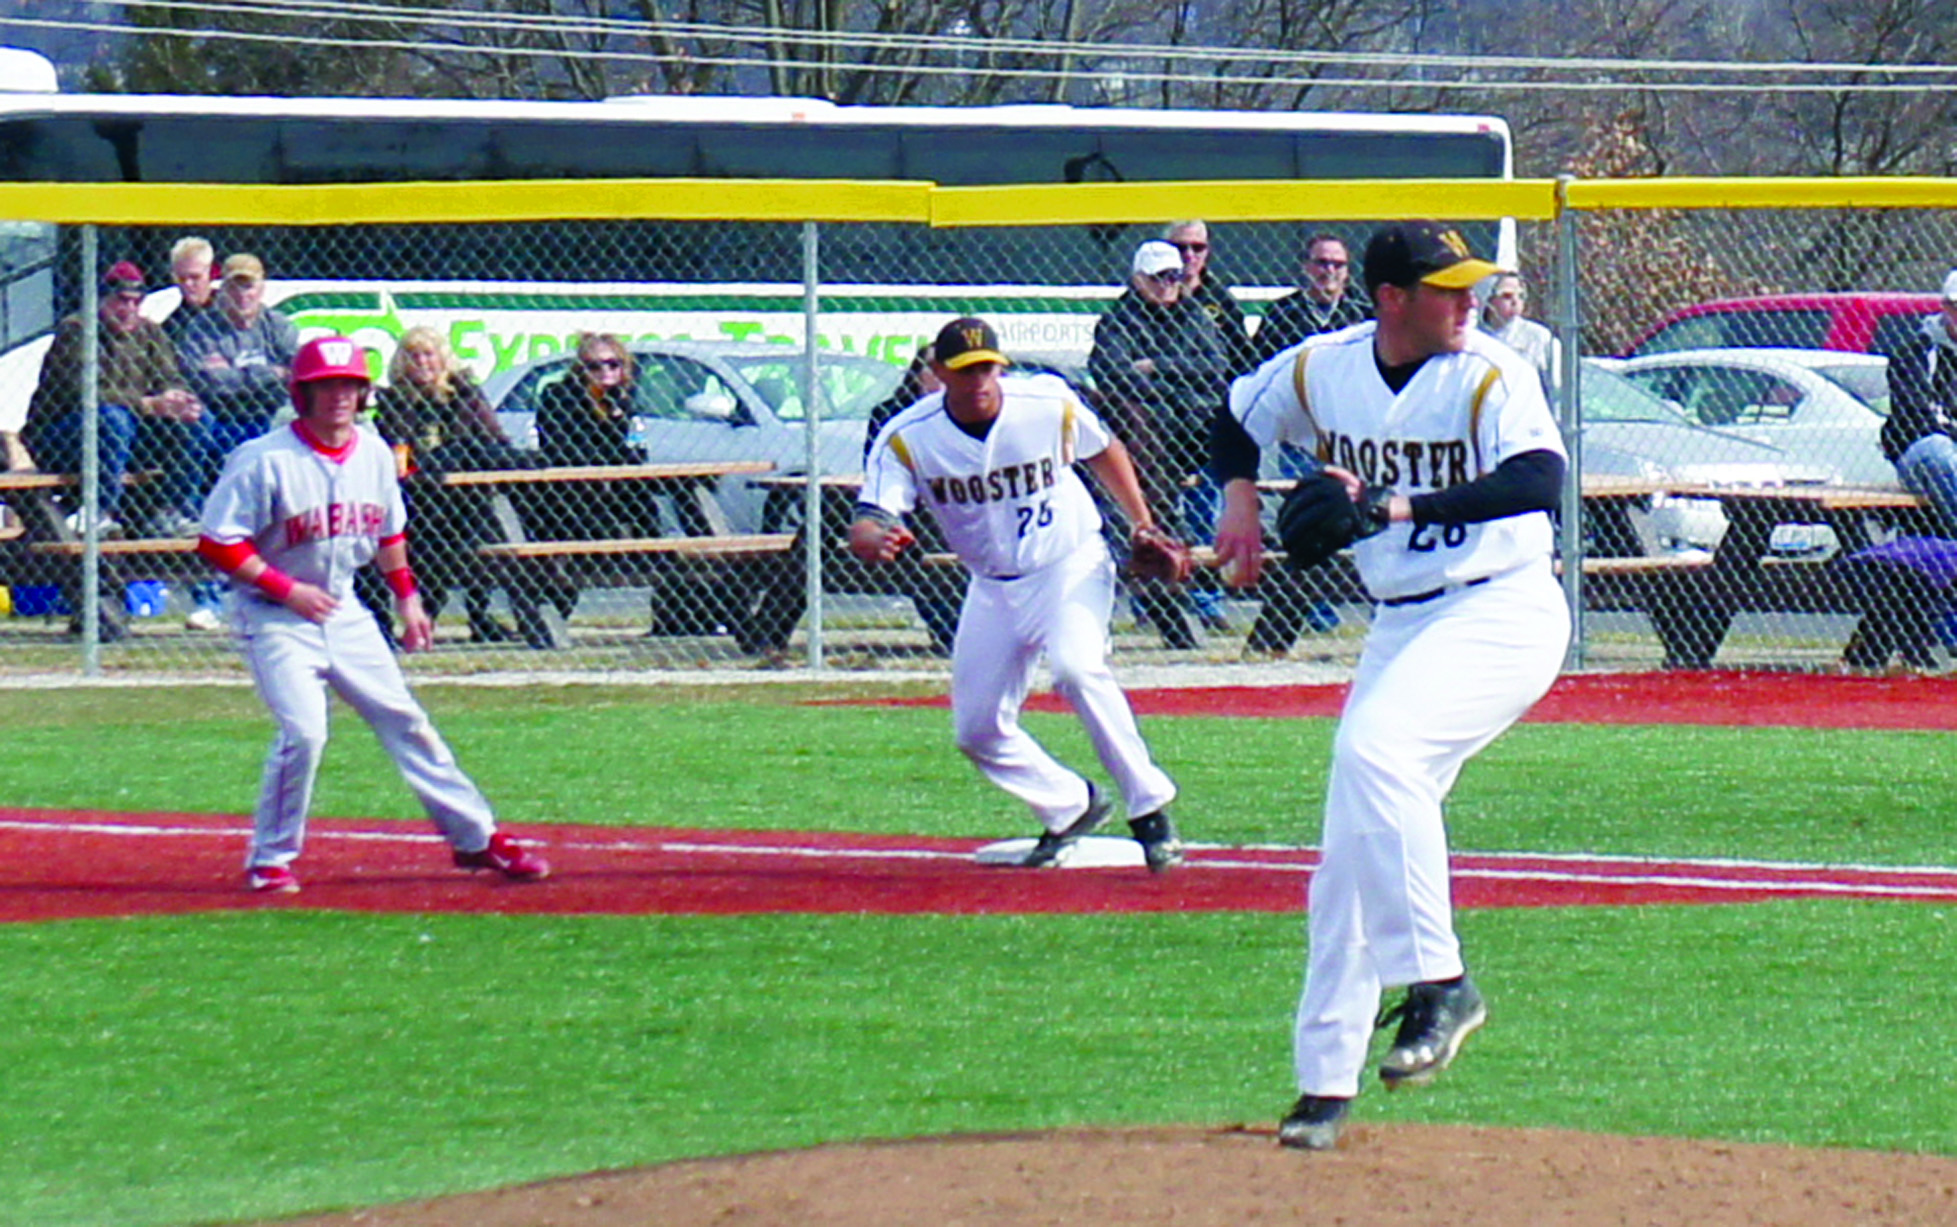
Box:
[933,317,1010,371]
[1362,222,1502,294]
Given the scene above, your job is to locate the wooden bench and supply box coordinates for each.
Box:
[1579,484,1939,667]
[0,470,179,639]
[438,460,786,649]
[477,534,794,561]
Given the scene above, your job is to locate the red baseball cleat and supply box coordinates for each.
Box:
[452,832,550,881]
[247,865,301,894]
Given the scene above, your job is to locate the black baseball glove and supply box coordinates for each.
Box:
[1276,474,1391,570]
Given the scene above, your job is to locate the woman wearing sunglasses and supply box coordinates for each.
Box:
[535,332,665,545]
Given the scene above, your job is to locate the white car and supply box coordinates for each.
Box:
[483,339,903,534]
[1613,348,1892,487]
[1577,358,1838,555]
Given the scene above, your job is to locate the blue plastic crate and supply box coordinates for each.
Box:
[12,585,69,617]
[124,580,169,618]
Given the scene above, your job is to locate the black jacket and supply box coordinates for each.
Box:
[536,376,640,468]
[1253,289,1372,364]
[1881,314,1957,462]
[1089,288,1231,471]
[1184,276,1257,374]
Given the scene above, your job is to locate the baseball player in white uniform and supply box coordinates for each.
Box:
[1212,224,1570,1149]
[850,317,1183,872]
[197,336,549,894]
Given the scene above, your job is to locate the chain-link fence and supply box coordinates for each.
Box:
[3,178,1954,678]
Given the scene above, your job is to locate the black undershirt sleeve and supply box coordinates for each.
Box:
[1406,449,1565,525]
[1210,401,1263,483]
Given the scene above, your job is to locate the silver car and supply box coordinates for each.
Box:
[483,339,904,534]
[1577,358,1836,555]
[1613,348,1891,487]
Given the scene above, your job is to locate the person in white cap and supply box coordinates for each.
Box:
[1881,269,1957,533]
[1089,239,1233,648]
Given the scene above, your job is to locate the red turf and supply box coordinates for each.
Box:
[10,672,1955,922]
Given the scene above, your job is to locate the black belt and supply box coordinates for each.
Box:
[1379,577,1490,607]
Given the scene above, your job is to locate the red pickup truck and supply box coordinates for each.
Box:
[1625,292,1939,357]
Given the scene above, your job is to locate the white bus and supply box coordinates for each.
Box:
[0,87,1515,424]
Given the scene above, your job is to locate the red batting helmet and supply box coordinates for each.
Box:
[289,336,371,411]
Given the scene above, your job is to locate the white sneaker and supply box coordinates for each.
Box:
[152,512,203,538]
[184,608,222,632]
[63,509,122,538]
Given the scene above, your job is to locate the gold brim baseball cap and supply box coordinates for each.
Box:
[1363,222,1502,293]
[934,316,1009,371]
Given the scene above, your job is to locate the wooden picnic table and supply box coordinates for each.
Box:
[1583,482,1938,668]
[433,459,786,650]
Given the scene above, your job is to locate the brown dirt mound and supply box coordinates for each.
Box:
[271,1124,1957,1226]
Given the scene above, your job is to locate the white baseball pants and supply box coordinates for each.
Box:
[950,541,1177,831]
[240,603,498,869]
[1294,559,1569,1097]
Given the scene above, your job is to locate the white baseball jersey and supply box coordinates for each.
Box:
[201,422,406,605]
[1229,323,1564,601]
[861,372,1110,580]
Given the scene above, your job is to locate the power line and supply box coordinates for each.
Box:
[100,0,1957,81]
[8,5,1957,94]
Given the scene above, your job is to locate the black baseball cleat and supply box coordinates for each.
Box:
[1128,810,1185,874]
[1020,786,1112,868]
[1377,976,1487,1090]
[1277,1093,1351,1151]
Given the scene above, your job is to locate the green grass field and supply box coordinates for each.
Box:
[4,684,1954,1226]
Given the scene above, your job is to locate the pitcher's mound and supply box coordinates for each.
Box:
[273,1123,1957,1226]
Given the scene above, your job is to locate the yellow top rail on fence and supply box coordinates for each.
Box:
[2,175,1957,226]
[0,179,937,225]
[927,179,1562,226]
[1563,177,1957,211]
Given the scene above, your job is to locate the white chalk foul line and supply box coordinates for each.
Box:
[5,816,1957,900]
[0,818,444,845]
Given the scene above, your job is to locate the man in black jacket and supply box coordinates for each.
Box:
[1881,270,1957,533]
[1242,233,1373,654]
[1090,240,1233,648]
[1254,234,1373,363]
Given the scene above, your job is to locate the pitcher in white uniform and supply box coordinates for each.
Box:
[1213,224,1571,1150]
[197,336,549,894]
[850,317,1184,872]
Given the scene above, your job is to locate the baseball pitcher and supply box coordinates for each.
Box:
[1214,224,1570,1150]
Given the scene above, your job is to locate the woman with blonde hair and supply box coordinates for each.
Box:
[534,332,662,538]
[373,326,539,644]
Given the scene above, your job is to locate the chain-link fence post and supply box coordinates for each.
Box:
[801,219,825,670]
[78,225,102,676]
[1553,178,1587,669]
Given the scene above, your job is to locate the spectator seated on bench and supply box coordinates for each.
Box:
[1840,537,1957,672]
[21,260,216,539]
[534,332,666,540]
[375,326,547,645]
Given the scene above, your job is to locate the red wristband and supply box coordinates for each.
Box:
[253,567,295,602]
[383,565,417,600]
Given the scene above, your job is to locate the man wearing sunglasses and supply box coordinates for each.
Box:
[1255,234,1374,363]
[1165,220,1257,374]
[1089,239,1234,649]
[1242,232,1376,653]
